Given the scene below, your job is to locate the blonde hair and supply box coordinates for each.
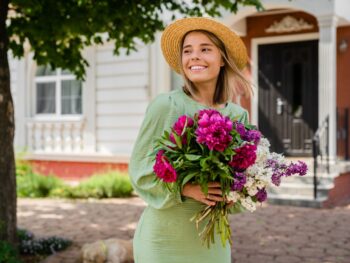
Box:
[179,30,252,105]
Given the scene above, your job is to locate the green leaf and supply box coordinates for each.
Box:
[172,132,183,149]
[181,172,198,187]
[184,154,202,161]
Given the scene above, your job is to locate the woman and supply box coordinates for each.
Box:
[129,17,252,263]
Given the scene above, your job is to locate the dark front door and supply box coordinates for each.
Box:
[258,40,318,156]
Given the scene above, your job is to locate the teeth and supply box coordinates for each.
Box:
[190,66,206,70]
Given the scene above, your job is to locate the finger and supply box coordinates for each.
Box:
[207,189,223,195]
[202,199,216,206]
[207,194,224,202]
[207,182,221,187]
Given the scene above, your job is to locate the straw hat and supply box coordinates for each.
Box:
[161,17,248,74]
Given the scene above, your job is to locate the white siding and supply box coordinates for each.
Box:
[8,53,24,148]
[95,45,150,155]
[9,53,18,107]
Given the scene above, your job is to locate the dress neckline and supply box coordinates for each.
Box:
[178,88,229,111]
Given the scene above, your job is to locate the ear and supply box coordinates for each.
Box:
[220,57,225,67]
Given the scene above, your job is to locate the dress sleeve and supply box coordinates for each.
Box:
[128,94,183,210]
[238,109,249,125]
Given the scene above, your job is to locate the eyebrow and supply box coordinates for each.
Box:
[182,43,214,49]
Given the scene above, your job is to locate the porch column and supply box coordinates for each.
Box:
[317,15,338,160]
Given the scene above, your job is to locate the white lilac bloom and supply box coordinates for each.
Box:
[241,196,256,212]
[247,185,259,196]
[245,177,255,188]
[227,191,241,202]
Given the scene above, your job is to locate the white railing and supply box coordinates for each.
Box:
[26,119,85,153]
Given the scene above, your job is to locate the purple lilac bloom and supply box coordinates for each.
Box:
[271,172,282,186]
[195,109,233,152]
[233,121,246,137]
[255,188,267,202]
[243,130,262,144]
[268,159,307,186]
[285,161,308,176]
[266,158,278,169]
[231,172,247,191]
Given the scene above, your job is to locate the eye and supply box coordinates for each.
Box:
[183,49,191,54]
[202,48,211,52]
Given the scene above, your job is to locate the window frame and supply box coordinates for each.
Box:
[34,67,83,120]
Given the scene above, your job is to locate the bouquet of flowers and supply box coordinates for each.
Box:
[152,109,307,248]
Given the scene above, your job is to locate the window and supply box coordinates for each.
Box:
[35,65,82,115]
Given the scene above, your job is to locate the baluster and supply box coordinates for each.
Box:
[44,123,54,152]
[34,123,44,151]
[63,122,73,152]
[72,122,83,152]
[26,122,34,151]
[54,122,63,152]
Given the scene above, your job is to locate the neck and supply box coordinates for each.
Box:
[194,83,215,106]
[191,82,226,109]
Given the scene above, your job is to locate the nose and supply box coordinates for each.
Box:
[190,50,200,61]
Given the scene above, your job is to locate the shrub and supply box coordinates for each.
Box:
[19,237,72,255]
[15,160,33,177]
[17,228,34,242]
[56,172,134,199]
[48,185,74,198]
[0,241,21,263]
[17,172,65,198]
[16,160,133,199]
[17,228,72,256]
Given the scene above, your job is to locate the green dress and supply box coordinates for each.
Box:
[129,88,248,263]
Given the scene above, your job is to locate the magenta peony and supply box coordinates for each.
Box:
[153,150,177,182]
[170,115,194,145]
[195,109,233,152]
[229,143,257,171]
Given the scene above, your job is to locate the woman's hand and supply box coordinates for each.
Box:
[182,182,224,206]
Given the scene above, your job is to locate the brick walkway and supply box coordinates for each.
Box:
[17,198,350,263]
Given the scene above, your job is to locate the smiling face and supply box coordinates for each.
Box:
[181,31,224,88]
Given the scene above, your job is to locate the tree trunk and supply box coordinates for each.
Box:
[0,0,17,246]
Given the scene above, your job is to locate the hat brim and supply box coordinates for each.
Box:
[161,17,248,74]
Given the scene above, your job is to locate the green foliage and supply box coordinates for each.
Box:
[55,172,134,199]
[16,171,65,198]
[17,228,72,256]
[7,0,263,79]
[0,241,21,263]
[76,172,133,198]
[16,160,133,199]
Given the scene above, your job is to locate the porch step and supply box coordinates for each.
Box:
[274,172,338,186]
[268,181,333,198]
[267,193,327,208]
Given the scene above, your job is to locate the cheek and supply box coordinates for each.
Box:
[210,58,223,73]
[181,56,191,78]
[181,56,188,70]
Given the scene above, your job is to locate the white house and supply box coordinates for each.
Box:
[11,0,350,207]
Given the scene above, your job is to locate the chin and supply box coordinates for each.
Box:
[187,74,208,83]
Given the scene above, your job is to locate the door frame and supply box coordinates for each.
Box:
[250,33,319,126]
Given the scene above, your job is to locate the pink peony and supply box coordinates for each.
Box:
[229,143,257,171]
[170,115,194,145]
[195,109,233,152]
[153,150,177,182]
